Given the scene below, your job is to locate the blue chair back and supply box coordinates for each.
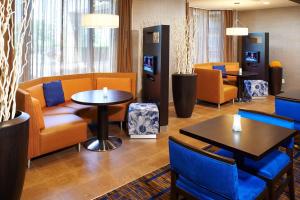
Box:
[238,109,295,148]
[275,98,300,122]
[169,137,238,200]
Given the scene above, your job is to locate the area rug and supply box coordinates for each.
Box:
[96,155,300,200]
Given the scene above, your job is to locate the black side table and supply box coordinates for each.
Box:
[72,90,133,151]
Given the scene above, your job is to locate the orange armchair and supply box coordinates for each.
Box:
[194,68,237,109]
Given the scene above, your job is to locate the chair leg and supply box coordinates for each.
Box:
[267,181,274,200]
[232,99,235,104]
[218,104,221,110]
[77,143,81,152]
[120,121,123,131]
[170,171,179,200]
[288,167,295,200]
[27,159,31,169]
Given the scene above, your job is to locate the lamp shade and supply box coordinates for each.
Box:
[226,27,248,36]
[81,14,119,28]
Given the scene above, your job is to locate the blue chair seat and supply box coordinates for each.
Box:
[176,170,266,200]
[216,149,291,180]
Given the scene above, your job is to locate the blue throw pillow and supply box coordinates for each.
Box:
[212,65,227,78]
[43,80,65,107]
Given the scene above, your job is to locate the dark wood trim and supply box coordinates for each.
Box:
[169,136,236,165]
[239,108,294,122]
[290,0,300,4]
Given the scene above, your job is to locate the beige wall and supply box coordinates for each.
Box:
[132,0,186,100]
[240,6,300,91]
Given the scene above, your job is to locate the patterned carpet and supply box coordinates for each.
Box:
[96,154,300,200]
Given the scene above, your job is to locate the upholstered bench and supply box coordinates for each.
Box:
[128,103,159,139]
[16,73,137,161]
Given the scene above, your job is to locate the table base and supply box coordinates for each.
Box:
[83,136,122,152]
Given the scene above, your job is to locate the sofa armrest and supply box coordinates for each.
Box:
[194,68,223,104]
[16,89,41,159]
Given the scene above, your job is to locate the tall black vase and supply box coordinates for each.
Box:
[0,111,30,200]
[172,73,197,118]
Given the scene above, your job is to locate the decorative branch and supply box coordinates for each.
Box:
[0,0,34,122]
[173,17,198,74]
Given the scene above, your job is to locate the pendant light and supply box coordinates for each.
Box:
[226,6,248,36]
[81,14,119,29]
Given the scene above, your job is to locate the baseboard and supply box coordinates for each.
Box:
[130,135,157,139]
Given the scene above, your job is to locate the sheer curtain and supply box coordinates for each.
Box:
[190,8,231,63]
[208,11,224,62]
[16,0,117,81]
[190,8,209,63]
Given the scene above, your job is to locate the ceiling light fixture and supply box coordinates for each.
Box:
[226,3,248,36]
[81,14,119,29]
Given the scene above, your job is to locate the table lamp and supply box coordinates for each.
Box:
[232,114,242,132]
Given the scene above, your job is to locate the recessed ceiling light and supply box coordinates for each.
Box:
[234,2,240,5]
[263,1,270,5]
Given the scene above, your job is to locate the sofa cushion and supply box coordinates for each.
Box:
[43,114,84,129]
[43,80,65,107]
[62,78,94,101]
[41,114,87,154]
[213,65,227,78]
[63,101,94,111]
[26,84,46,108]
[96,77,132,93]
[216,149,291,180]
[31,97,45,130]
[42,104,77,116]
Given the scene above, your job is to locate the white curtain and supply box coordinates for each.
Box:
[190,8,225,63]
[190,8,209,63]
[16,0,117,81]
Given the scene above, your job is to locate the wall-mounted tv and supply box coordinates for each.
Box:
[245,51,260,63]
[143,55,156,75]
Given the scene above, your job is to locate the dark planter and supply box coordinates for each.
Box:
[269,67,283,95]
[172,73,197,118]
[0,111,30,200]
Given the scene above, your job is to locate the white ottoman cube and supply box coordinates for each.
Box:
[128,103,159,139]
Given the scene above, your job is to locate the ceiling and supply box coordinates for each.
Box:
[189,0,300,10]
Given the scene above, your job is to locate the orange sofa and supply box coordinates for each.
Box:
[16,73,137,160]
[194,62,239,85]
[194,68,237,108]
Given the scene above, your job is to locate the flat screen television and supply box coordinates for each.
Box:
[245,51,260,63]
[143,55,156,75]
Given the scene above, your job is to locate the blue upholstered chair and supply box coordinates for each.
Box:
[275,98,300,158]
[169,136,268,200]
[216,109,295,200]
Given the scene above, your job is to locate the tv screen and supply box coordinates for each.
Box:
[143,56,156,75]
[245,51,260,63]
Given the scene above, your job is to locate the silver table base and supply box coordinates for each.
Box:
[83,136,122,152]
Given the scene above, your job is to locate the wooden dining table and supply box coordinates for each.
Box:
[180,115,297,162]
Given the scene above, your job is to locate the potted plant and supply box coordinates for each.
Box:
[0,1,34,199]
[172,19,197,118]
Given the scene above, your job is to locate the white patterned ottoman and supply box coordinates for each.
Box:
[244,80,268,99]
[128,103,159,139]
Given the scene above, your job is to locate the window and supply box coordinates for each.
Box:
[190,9,225,63]
[15,0,117,81]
